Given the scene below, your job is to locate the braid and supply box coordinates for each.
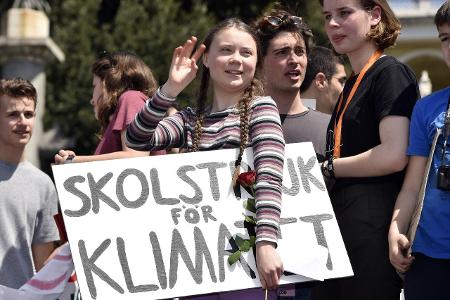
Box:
[232,80,255,186]
[191,113,204,152]
[191,68,209,152]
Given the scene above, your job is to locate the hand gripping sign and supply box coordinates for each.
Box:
[52,142,353,300]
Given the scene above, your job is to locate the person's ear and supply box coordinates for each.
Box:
[202,53,209,68]
[370,5,382,27]
[315,72,328,90]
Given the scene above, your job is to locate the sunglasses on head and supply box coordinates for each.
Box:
[264,15,304,28]
[263,15,313,37]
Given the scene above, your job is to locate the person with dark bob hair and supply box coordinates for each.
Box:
[311,0,421,299]
[318,0,401,50]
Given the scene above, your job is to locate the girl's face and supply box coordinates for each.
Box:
[322,0,381,55]
[90,75,103,120]
[203,27,258,96]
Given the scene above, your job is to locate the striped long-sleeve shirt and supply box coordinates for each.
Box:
[126,89,285,244]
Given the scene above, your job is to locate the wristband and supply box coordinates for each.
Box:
[327,156,336,179]
[321,160,330,179]
[157,87,176,101]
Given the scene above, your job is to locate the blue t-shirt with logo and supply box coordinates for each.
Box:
[407,86,450,259]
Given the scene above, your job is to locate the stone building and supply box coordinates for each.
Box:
[0,1,65,168]
[389,0,449,95]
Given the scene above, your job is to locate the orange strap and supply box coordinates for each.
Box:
[333,50,383,158]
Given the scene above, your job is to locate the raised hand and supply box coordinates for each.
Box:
[161,36,206,98]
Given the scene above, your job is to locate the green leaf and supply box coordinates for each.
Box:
[240,239,252,252]
[234,235,246,248]
[228,250,242,265]
[243,214,256,225]
[240,236,256,252]
[243,198,256,213]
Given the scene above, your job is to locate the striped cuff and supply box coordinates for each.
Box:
[157,87,177,101]
[255,226,278,246]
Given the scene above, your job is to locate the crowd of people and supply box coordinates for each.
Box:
[0,0,449,299]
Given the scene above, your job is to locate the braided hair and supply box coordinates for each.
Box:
[231,79,264,185]
[189,18,264,184]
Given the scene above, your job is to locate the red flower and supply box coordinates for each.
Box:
[237,171,256,188]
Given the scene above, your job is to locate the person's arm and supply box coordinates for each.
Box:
[126,37,205,151]
[31,242,55,271]
[388,97,429,273]
[54,130,149,164]
[124,90,185,151]
[250,97,285,289]
[333,115,409,178]
[331,61,419,179]
[32,179,59,272]
[388,155,426,272]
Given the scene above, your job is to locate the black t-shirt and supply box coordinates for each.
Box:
[327,55,420,189]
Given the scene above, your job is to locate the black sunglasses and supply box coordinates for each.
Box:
[264,15,313,37]
[265,15,304,27]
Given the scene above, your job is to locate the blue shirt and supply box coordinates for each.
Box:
[407,86,450,259]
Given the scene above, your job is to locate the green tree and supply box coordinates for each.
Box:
[204,0,327,46]
[45,0,214,154]
[43,0,327,155]
[45,0,101,152]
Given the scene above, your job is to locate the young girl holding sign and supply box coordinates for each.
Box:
[126,19,285,299]
[312,0,420,299]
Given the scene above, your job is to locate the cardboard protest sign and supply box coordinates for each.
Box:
[52,142,352,300]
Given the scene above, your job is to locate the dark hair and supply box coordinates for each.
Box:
[191,18,263,182]
[92,51,157,134]
[435,1,450,27]
[300,46,344,93]
[253,8,313,57]
[0,78,37,109]
[318,0,400,50]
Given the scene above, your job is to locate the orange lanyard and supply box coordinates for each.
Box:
[333,50,383,158]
